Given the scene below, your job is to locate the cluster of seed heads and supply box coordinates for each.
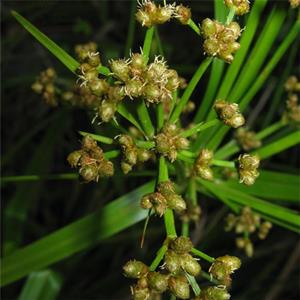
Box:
[214,100,245,128]
[224,0,250,16]
[235,127,262,151]
[283,75,300,124]
[141,181,186,216]
[110,53,180,106]
[289,0,300,8]
[155,124,189,162]
[67,135,114,182]
[118,134,152,174]
[32,68,57,106]
[201,19,241,63]
[195,286,231,300]
[237,154,260,185]
[123,237,201,299]
[136,1,191,28]
[209,255,241,288]
[193,149,214,181]
[76,42,126,122]
[225,207,272,257]
[179,203,201,223]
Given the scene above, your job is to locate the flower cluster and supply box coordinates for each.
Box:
[225,207,272,257]
[118,134,152,174]
[214,100,245,128]
[235,127,261,151]
[196,286,231,300]
[123,237,202,300]
[67,135,114,182]
[237,154,260,185]
[209,255,241,287]
[110,53,180,106]
[136,1,191,27]
[193,149,214,180]
[76,43,126,122]
[283,76,300,124]
[155,124,189,162]
[201,19,241,63]
[32,68,57,106]
[289,0,300,8]
[140,181,186,216]
[224,0,250,15]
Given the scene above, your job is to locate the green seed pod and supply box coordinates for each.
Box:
[225,0,250,16]
[123,260,148,278]
[181,253,201,276]
[79,164,98,182]
[140,193,153,210]
[110,59,130,82]
[201,18,217,37]
[85,68,99,82]
[201,286,231,300]
[88,79,109,97]
[136,9,152,28]
[151,192,168,216]
[244,239,254,257]
[175,137,190,150]
[168,276,190,299]
[167,194,187,213]
[203,38,219,56]
[137,149,151,163]
[87,53,101,67]
[155,133,172,154]
[98,160,114,177]
[82,135,98,150]
[209,260,229,282]
[32,81,43,94]
[130,53,147,70]
[98,100,117,122]
[229,114,245,128]
[143,83,161,103]
[228,22,241,39]
[125,79,144,98]
[147,271,169,293]
[165,69,180,91]
[124,148,138,166]
[175,4,191,25]
[67,150,83,167]
[119,134,134,148]
[165,250,181,274]
[216,255,241,273]
[121,161,133,174]
[258,221,272,240]
[131,285,151,300]
[198,167,214,181]
[157,180,176,195]
[170,236,193,254]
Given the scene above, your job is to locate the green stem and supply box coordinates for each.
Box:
[181,222,189,237]
[187,19,201,35]
[169,58,212,124]
[158,157,177,237]
[136,140,155,149]
[191,248,215,263]
[212,159,235,168]
[149,244,168,271]
[180,119,220,138]
[201,271,219,284]
[136,102,155,137]
[1,174,78,182]
[157,103,164,132]
[124,0,136,56]
[79,131,113,144]
[256,121,285,140]
[226,7,235,24]
[142,26,155,61]
[104,150,121,159]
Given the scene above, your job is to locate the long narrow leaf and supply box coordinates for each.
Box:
[1,181,155,286]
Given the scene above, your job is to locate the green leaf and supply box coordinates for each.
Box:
[12,10,110,75]
[1,181,155,286]
[79,131,114,144]
[253,131,300,159]
[18,270,62,300]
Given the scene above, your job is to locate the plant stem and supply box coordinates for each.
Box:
[187,178,197,206]
[143,26,155,61]
[79,131,113,144]
[169,58,212,124]
[158,156,177,237]
[149,244,168,271]
[187,19,201,35]
[191,248,215,263]
[136,140,155,149]
[201,271,219,284]
[212,159,235,168]
[104,150,120,159]
[226,7,235,24]
[1,174,78,182]
[256,121,285,139]
[180,119,220,138]
[181,222,189,237]
[124,0,136,56]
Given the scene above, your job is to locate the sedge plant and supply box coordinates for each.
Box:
[1,0,300,299]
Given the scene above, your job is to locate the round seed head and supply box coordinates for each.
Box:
[168,276,190,299]
[79,164,98,182]
[202,18,217,37]
[175,4,191,25]
[67,150,83,167]
[147,271,169,293]
[123,260,148,278]
[201,286,231,300]
[140,193,153,210]
[170,236,193,254]
[165,250,181,273]
[88,79,109,97]
[182,253,201,276]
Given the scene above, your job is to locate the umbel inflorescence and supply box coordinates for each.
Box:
[27,0,297,298]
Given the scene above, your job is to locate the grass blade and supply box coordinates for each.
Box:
[18,270,62,300]
[1,181,155,286]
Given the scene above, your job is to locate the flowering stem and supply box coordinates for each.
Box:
[212,159,235,168]
[169,57,213,123]
[187,19,201,35]
[104,150,121,159]
[191,248,215,263]
[149,244,168,271]
[180,119,220,138]
[256,120,285,139]
[158,156,177,237]
[226,7,235,25]
[143,26,155,61]
[181,221,189,237]
[79,131,113,144]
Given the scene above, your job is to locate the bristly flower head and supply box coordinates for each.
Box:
[224,0,250,15]
[237,154,260,185]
